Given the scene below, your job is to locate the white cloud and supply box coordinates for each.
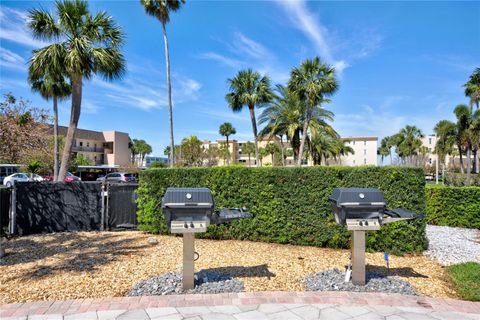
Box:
[197,52,243,69]
[0,6,48,48]
[276,0,348,73]
[229,32,271,60]
[198,108,250,122]
[0,47,26,71]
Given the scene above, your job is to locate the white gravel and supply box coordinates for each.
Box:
[424,225,480,266]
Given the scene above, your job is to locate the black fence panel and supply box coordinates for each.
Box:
[107,183,138,229]
[15,182,102,235]
[0,186,11,235]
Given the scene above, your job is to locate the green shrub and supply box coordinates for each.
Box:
[137,166,428,254]
[446,262,480,301]
[425,184,480,229]
[444,173,480,186]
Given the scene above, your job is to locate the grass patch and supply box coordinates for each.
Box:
[446,262,480,301]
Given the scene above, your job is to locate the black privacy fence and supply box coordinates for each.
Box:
[3,182,138,236]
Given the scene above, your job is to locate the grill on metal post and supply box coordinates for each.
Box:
[329,188,422,285]
[161,187,252,290]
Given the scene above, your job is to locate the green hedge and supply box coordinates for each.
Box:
[425,184,480,229]
[137,166,428,254]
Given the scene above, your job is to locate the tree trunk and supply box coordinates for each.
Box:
[226,136,230,165]
[459,145,465,174]
[473,149,479,174]
[297,99,311,166]
[389,149,393,165]
[477,149,480,174]
[466,147,472,185]
[280,135,285,166]
[163,23,175,167]
[53,96,59,181]
[58,75,82,181]
[248,105,260,167]
[248,154,251,167]
[292,130,300,161]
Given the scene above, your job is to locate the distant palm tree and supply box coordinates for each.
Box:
[242,141,255,167]
[29,73,71,181]
[28,0,125,181]
[434,120,456,168]
[464,68,480,111]
[454,104,480,182]
[265,142,280,165]
[219,122,236,164]
[377,142,390,165]
[289,57,338,166]
[141,0,186,167]
[226,69,273,166]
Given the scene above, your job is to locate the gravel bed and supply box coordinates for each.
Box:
[127,270,244,296]
[305,269,417,295]
[424,225,480,266]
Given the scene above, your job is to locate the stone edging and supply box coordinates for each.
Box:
[1,291,479,318]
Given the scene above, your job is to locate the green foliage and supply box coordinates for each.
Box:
[26,160,41,174]
[137,166,427,254]
[69,154,93,172]
[425,184,480,229]
[446,262,480,301]
[150,161,167,168]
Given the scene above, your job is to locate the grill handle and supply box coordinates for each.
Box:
[211,208,253,225]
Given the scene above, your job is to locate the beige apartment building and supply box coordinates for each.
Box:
[56,126,131,166]
[202,136,378,167]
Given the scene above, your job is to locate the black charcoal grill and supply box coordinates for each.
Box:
[161,187,252,289]
[329,188,422,285]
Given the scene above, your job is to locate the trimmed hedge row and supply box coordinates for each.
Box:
[425,185,480,229]
[137,166,428,254]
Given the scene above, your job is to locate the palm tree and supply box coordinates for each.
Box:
[377,145,389,165]
[259,84,334,163]
[242,141,255,167]
[454,104,480,182]
[29,73,71,181]
[226,69,273,166]
[434,120,456,169]
[140,0,186,167]
[219,122,236,164]
[265,142,280,166]
[28,0,125,181]
[394,125,424,165]
[289,57,338,166]
[464,68,480,111]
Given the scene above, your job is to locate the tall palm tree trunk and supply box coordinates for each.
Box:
[53,96,59,181]
[459,146,465,174]
[248,154,251,167]
[248,105,260,166]
[297,100,311,166]
[58,76,82,181]
[162,23,175,167]
[466,147,472,185]
[280,135,285,166]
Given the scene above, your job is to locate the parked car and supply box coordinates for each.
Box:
[97,172,136,183]
[32,174,44,182]
[43,172,81,182]
[2,173,29,187]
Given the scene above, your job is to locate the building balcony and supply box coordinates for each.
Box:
[72,146,105,153]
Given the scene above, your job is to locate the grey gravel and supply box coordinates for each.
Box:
[424,225,480,266]
[127,270,244,296]
[304,268,417,295]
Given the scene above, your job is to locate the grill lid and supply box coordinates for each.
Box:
[329,188,385,206]
[161,187,214,208]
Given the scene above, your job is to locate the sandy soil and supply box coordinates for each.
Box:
[0,231,457,304]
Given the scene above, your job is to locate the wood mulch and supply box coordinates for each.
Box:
[0,231,457,304]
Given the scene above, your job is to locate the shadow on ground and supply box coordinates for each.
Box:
[200,264,276,279]
[366,264,429,278]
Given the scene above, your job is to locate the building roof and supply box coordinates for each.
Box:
[54,126,106,141]
[342,136,378,141]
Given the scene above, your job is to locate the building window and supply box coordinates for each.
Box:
[86,142,90,147]
[364,140,366,146]
[79,141,83,147]
[364,158,367,164]
[364,149,367,155]
[429,158,432,164]
[353,160,356,165]
[353,141,356,146]
[428,148,432,152]
[429,138,432,145]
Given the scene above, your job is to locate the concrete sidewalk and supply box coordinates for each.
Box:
[1,291,479,320]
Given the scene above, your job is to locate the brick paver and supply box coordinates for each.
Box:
[1,292,479,319]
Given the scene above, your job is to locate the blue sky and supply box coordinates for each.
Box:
[1,1,478,156]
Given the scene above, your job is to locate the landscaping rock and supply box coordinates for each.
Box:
[127,270,244,296]
[147,237,159,245]
[305,268,417,295]
[424,225,480,266]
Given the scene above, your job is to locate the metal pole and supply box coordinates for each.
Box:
[351,230,366,285]
[9,186,16,235]
[182,233,195,291]
[100,183,105,231]
[435,134,439,184]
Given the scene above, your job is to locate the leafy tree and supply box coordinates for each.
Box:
[0,93,50,164]
[264,142,280,166]
[258,147,269,166]
[219,122,236,164]
[29,73,71,181]
[26,160,41,180]
[226,69,273,166]
[464,68,480,111]
[132,139,153,166]
[288,57,338,166]
[453,104,480,182]
[241,141,255,167]
[150,161,167,168]
[434,120,457,168]
[180,135,204,166]
[28,0,126,181]
[204,145,219,167]
[140,0,186,167]
[69,154,93,172]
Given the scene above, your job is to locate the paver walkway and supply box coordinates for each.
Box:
[1,292,479,320]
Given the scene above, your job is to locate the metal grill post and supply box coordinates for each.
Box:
[352,230,366,285]
[182,233,195,290]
